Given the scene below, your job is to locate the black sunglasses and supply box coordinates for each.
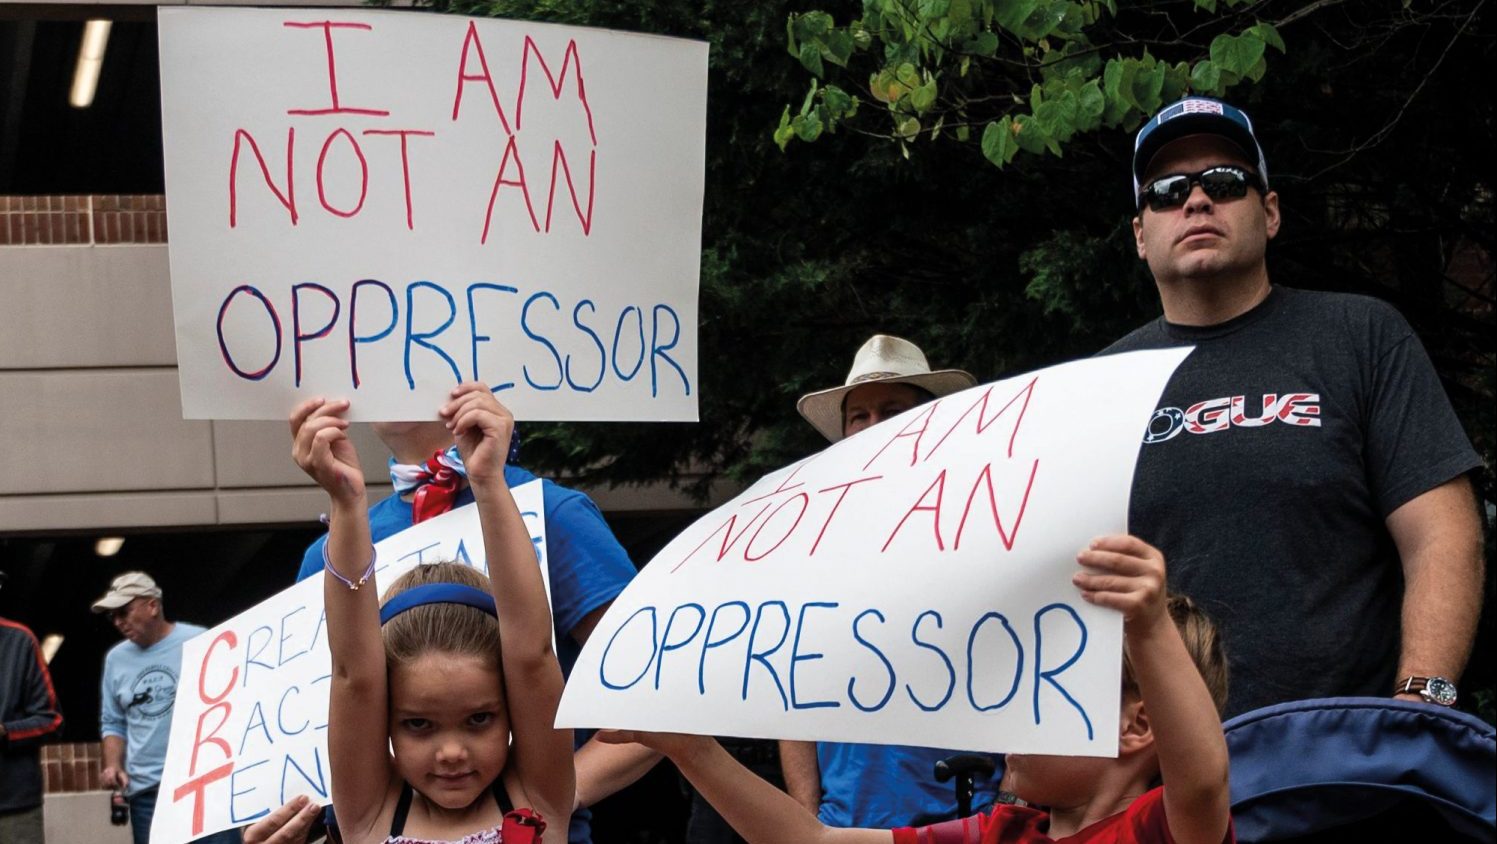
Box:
[1138,165,1264,212]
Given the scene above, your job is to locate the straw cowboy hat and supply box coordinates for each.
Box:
[797,335,977,442]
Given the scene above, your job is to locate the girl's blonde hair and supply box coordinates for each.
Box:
[379,562,502,667]
[1121,594,1230,716]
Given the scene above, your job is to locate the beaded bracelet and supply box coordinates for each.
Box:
[324,542,377,591]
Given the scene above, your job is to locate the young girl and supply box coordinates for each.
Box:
[291,382,574,844]
[601,535,1232,844]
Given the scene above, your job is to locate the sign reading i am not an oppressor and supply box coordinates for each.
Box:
[159,8,707,421]
[557,350,1192,757]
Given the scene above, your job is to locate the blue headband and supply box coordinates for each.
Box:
[379,583,497,626]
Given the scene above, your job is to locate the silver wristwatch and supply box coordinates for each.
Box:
[1394,676,1458,706]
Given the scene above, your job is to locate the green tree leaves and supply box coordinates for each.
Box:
[787,10,853,77]
[778,1,1290,168]
[1188,21,1284,94]
[980,117,1016,165]
[775,79,859,150]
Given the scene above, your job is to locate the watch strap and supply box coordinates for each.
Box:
[1394,676,1429,695]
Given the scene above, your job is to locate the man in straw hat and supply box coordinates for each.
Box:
[794,335,979,444]
[93,572,238,844]
[780,335,1007,828]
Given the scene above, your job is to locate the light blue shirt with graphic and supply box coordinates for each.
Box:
[99,622,205,796]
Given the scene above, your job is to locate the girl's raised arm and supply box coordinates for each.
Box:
[442,383,575,823]
[290,397,396,838]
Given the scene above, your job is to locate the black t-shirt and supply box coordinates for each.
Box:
[1103,286,1481,717]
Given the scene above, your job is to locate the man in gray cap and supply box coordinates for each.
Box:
[93,572,237,844]
[780,335,1007,830]
[1104,97,1484,717]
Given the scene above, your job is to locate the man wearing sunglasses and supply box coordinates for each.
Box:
[1102,97,1483,718]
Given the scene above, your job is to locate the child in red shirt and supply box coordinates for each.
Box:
[602,534,1232,844]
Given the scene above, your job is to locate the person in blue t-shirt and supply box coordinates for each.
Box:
[778,335,1007,830]
[292,409,659,844]
[94,571,240,844]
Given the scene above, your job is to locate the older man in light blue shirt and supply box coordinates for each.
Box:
[95,571,239,844]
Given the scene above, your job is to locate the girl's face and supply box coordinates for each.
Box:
[388,651,510,810]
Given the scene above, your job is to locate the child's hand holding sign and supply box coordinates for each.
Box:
[290,397,365,504]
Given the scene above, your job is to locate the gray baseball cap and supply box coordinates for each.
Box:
[91,571,162,613]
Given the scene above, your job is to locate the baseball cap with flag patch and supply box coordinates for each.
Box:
[1132,97,1269,197]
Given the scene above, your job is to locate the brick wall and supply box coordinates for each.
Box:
[41,742,106,793]
[0,195,166,246]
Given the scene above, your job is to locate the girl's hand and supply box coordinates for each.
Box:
[440,382,513,486]
[596,729,710,761]
[1073,534,1168,633]
[289,398,364,503]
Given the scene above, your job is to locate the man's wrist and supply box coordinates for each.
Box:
[1393,675,1458,706]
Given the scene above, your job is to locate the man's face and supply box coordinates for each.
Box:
[1132,134,1280,284]
[842,382,927,438]
[109,598,157,646]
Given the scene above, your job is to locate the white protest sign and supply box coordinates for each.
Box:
[158,8,707,421]
[151,481,545,844]
[557,350,1191,757]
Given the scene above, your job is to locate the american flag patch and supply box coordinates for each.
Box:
[1158,98,1226,124]
[1181,99,1225,115]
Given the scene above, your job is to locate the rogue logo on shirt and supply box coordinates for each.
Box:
[1143,392,1320,444]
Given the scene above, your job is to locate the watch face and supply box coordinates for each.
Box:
[1424,677,1458,706]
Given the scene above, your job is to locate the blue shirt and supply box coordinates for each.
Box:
[816,742,1005,828]
[100,623,205,796]
[298,463,637,843]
